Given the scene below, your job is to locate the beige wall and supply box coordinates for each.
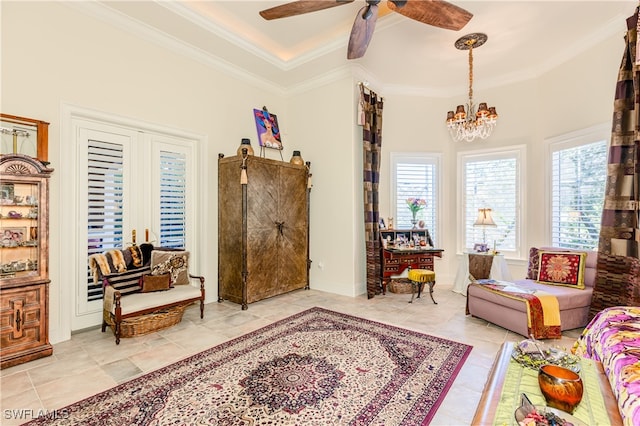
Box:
[1,2,622,342]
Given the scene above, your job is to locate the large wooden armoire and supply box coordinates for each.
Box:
[0,154,53,369]
[218,152,311,309]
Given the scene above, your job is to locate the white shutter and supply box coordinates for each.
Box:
[391,153,439,245]
[75,124,134,326]
[551,140,607,250]
[460,147,523,255]
[159,151,187,248]
[86,139,126,301]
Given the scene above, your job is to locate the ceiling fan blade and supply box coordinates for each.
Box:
[260,0,355,20]
[387,0,472,31]
[347,4,379,59]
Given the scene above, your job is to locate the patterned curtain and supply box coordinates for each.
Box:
[590,8,640,318]
[360,84,384,299]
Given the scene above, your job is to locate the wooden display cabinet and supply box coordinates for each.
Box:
[0,114,49,164]
[0,154,53,369]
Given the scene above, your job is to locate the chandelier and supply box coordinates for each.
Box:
[446,33,498,142]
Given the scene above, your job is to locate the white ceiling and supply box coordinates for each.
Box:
[94,1,636,96]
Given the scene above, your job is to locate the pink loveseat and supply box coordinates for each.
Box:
[466,247,596,338]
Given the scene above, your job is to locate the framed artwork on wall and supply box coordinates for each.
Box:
[253,108,283,150]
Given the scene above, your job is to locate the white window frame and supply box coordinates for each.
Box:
[390,152,441,246]
[457,145,526,258]
[545,123,609,250]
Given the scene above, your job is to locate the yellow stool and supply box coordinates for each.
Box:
[407,268,437,304]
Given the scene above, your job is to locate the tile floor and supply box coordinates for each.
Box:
[0,285,582,425]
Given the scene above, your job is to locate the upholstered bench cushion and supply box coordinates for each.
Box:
[105,284,201,315]
[408,269,435,282]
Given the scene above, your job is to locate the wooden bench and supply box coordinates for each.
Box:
[91,244,205,344]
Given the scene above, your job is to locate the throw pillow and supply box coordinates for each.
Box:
[536,251,587,289]
[526,247,540,279]
[103,266,150,295]
[139,273,171,293]
[150,250,189,285]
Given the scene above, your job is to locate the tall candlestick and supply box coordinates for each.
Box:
[145,229,149,242]
[132,229,136,244]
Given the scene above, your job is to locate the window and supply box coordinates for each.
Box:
[86,139,125,302]
[62,107,201,331]
[158,150,187,249]
[548,126,608,250]
[459,146,524,256]
[391,153,439,245]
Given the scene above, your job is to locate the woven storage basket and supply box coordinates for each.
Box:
[388,278,424,294]
[104,303,190,338]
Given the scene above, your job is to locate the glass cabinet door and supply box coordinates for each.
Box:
[0,180,41,281]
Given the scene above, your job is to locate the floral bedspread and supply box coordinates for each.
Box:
[572,306,640,426]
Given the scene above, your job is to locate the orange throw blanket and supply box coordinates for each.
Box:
[468,280,562,339]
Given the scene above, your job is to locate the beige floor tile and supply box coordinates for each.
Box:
[0,288,582,425]
[35,367,117,410]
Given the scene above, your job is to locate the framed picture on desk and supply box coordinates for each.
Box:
[380,229,434,248]
[473,243,488,252]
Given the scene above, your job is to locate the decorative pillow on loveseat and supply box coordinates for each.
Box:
[139,273,171,292]
[526,247,540,279]
[536,251,587,289]
[150,250,189,285]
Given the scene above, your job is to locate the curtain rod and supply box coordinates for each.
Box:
[357,81,382,99]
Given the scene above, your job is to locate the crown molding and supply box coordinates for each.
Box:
[156,1,350,71]
[63,1,288,96]
[61,1,628,99]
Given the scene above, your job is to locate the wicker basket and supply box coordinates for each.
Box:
[104,303,190,338]
[388,278,423,294]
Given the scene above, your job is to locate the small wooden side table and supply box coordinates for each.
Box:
[472,342,623,425]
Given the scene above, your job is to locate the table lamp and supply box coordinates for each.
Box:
[473,208,497,251]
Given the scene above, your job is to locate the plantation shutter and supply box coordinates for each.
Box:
[551,140,607,250]
[159,151,187,249]
[394,161,437,244]
[463,153,519,253]
[86,140,125,301]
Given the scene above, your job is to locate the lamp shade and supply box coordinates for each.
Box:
[473,208,497,227]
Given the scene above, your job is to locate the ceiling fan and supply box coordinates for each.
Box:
[259,0,473,59]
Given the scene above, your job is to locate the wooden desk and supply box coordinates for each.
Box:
[472,342,623,425]
[380,247,443,294]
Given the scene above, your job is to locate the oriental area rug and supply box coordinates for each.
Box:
[27,307,472,425]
